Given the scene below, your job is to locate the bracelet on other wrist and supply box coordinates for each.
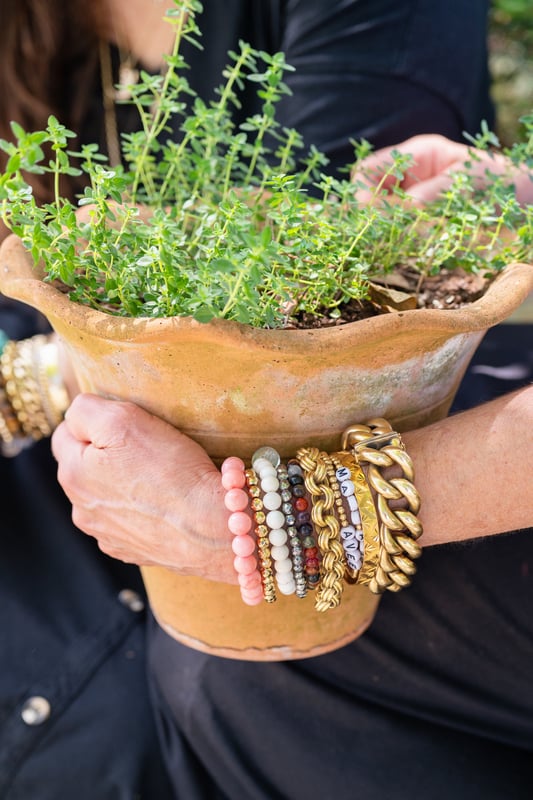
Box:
[0,331,69,457]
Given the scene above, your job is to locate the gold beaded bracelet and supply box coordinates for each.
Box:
[245,468,277,603]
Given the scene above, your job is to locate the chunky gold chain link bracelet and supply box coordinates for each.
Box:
[341,419,423,594]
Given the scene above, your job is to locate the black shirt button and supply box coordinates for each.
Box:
[21,696,51,726]
[118,588,145,612]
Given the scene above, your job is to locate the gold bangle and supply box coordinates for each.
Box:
[333,450,381,586]
[296,447,346,612]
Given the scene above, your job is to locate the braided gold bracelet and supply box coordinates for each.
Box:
[296,447,346,612]
[341,419,423,594]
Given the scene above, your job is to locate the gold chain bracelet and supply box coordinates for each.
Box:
[296,447,346,612]
[341,419,423,594]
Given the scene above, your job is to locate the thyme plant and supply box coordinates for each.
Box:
[0,0,532,328]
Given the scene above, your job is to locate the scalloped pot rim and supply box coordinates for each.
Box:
[1,233,533,348]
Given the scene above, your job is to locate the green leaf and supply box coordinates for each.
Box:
[193,306,215,323]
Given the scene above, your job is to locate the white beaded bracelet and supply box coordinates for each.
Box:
[252,448,296,596]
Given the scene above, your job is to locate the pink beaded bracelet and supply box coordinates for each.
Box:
[221,456,263,606]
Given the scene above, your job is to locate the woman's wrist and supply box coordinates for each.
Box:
[403,385,533,546]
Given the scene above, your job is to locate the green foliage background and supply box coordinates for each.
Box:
[490,0,533,145]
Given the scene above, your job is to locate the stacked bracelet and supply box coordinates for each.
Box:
[0,332,69,457]
[284,461,307,598]
[225,419,422,611]
[333,451,380,587]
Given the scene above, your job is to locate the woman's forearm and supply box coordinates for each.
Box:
[403,385,533,546]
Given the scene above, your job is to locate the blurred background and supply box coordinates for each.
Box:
[490,0,533,321]
[490,0,533,145]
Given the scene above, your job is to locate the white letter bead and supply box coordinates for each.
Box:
[351,508,361,525]
[340,479,355,497]
[336,466,351,482]
[343,538,359,553]
[340,525,357,540]
[347,554,362,570]
[347,495,359,513]
[263,491,282,511]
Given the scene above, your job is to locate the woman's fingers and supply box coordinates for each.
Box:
[352,134,471,203]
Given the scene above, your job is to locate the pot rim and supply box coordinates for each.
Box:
[1,233,532,351]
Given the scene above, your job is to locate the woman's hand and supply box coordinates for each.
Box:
[352,133,533,205]
[51,394,235,583]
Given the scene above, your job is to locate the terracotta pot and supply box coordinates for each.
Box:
[2,232,532,660]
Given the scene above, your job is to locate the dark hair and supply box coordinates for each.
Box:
[0,0,102,201]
